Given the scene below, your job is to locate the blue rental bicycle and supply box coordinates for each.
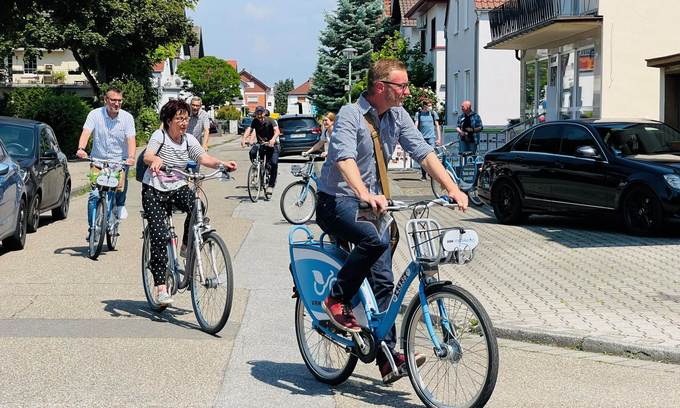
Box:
[431,142,484,206]
[86,158,127,260]
[279,153,320,224]
[289,198,498,408]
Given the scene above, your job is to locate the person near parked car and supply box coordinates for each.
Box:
[188,96,210,151]
[76,87,135,238]
[241,106,280,195]
[414,100,442,180]
[456,100,483,154]
[303,112,336,158]
[142,99,236,305]
[316,59,469,384]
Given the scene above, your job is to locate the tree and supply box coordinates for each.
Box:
[0,0,197,104]
[311,0,388,113]
[274,79,294,115]
[176,57,241,108]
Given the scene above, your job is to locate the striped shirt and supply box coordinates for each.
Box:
[83,107,136,160]
[142,129,205,191]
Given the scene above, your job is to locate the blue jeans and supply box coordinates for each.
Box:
[316,192,396,365]
[249,144,280,187]
[87,167,129,228]
[459,138,478,155]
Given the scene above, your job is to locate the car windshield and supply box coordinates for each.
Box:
[0,124,35,159]
[597,123,680,156]
[279,118,317,132]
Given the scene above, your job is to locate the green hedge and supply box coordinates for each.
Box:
[1,88,57,118]
[215,105,240,121]
[33,95,90,156]
[136,106,160,146]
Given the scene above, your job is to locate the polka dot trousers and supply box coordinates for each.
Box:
[142,184,195,286]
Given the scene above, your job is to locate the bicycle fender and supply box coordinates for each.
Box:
[399,280,452,350]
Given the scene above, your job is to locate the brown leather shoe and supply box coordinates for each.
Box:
[322,296,361,333]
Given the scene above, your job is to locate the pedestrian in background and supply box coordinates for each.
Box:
[303,112,336,158]
[456,100,483,154]
[188,96,210,151]
[414,100,441,180]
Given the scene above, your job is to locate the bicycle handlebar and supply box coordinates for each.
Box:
[84,158,128,168]
[358,197,458,212]
[158,165,230,181]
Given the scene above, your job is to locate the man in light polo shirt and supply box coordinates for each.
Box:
[188,96,210,151]
[76,87,136,236]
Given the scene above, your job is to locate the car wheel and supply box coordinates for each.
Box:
[491,180,524,224]
[3,198,27,251]
[27,194,41,233]
[622,186,663,235]
[52,182,71,220]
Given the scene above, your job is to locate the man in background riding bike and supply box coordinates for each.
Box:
[316,59,469,384]
[142,99,236,305]
[241,106,280,196]
[76,87,136,238]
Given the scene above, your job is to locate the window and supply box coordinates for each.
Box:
[528,125,561,154]
[523,61,536,119]
[512,131,532,152]
[420,30,426,54]
[560,124,597,156]
[464,0,469,29]
[464,70,471,101]
[40,128,51,155]
[430,17,436,49]
[454,0,460,34]
[559,51,575,119]
[23,54,37,74]
[0,124,35,158]
[453,73,459,112]
[247,96,259,103]
[577,48,596,118]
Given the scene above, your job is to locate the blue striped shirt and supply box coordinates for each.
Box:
[318,93,433,197]
[83,107,136,160]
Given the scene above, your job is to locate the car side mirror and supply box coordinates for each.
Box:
[575,145,601,159]
[0,163,9,176]
[41,149,58,160]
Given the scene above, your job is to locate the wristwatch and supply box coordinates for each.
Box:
[77,147,86,152]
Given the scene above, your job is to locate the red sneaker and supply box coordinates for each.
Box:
[380,352,426,384]
[322,296,361,333]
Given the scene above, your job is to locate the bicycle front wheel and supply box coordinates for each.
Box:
[404,285,498,408]
[141,228,167,312]
[262,165,271,201]
[190,232,233,334]
[247,163,260,202]
[88,198,106,260]
[294,297,357,385]
[280,181,317,224]
[106,216,119,250]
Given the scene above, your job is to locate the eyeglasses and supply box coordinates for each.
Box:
[380,80,410,91]
[107,98,123,104]
[173,116,189,123]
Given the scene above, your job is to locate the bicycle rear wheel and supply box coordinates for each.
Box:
[247,163,261,202]
[404,285,498,408]
[294,297,357,385]
[190,232,233,334]
[88,198,106,260]
[280,181,316,224]
[141,228,167,312]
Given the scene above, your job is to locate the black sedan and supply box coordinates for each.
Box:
[277,114,321,157]
[0,116,71,233]
[477,119,680,235]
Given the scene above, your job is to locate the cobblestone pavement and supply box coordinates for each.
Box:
[389,169,680,364]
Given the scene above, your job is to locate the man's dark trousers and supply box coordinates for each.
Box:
[316,192,396,366]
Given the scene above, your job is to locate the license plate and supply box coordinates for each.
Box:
[290,133,306,139]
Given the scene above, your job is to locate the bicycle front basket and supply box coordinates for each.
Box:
[405,218,479,269]
[290,164,311,177]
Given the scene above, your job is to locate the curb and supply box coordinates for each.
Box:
[494,324,680,364]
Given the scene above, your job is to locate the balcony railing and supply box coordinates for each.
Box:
[490,0,599,42]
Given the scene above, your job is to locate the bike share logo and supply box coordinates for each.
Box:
[313,270,336,296]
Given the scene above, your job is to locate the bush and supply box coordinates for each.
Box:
[101,78,145,119]
[1,87,57,118]
[215,105,241,121]
[135,107,160,146]
[33,95,90,157]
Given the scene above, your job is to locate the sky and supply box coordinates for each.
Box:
[187,0,337,88]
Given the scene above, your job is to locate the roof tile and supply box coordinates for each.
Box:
[475,0,509,10]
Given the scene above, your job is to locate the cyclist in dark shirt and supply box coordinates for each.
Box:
[241,106,280,194]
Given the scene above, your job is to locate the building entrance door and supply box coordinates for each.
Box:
[665,73,680,129]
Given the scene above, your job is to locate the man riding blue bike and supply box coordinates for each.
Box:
[316,59,469,384]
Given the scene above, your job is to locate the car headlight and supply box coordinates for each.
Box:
[663,174,680,190]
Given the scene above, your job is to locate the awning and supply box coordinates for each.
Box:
[486,17,602,50]
[646,53,680,68]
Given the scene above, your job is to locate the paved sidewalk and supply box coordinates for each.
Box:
[67,131,241,195]
[389,169,680,364]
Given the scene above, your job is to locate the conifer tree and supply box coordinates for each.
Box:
[311,0,389,113]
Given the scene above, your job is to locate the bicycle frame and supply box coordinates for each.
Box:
[288,225,449,355]
[439,147,481,191]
